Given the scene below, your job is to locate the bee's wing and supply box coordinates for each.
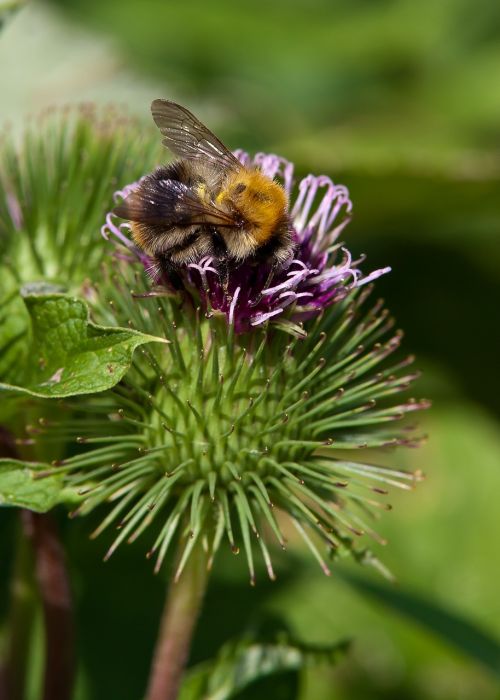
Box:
[114,178,238,227]
[151,99,241,171]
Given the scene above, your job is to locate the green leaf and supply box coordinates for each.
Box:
[180,638,349,700]
[340,571,500,678]
[0,285,30,386]
[0,459,64,512]
[0,292,166,398]
[206,645,305,700]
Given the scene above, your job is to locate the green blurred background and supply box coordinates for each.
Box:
[1,1,499,698]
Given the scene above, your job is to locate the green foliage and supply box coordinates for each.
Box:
[0,104,160,287]
[0,104,164,416]
[46,0,500,172]
[0,459,65,511]
[0,291,165,398]
[340,571,500,678]
[265,407,500,699]
[0,286,29,387]
[180,637,349,700]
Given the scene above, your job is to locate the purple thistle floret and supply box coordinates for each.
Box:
[101,151,390,333]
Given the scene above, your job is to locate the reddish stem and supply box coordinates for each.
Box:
[22,511,75,700]
[145,541,209,700]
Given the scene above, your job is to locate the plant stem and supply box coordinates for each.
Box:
[145,539,209,700]
[0,515,36,700]
[0,425,75,699]
[23,511,75,700]
[0,429,36,700]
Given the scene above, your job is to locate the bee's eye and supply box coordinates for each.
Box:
[233,182,247,195]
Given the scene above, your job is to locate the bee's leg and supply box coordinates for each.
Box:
[158,255,184,292]
[156,255,194,312]
[249,263,277,307]
[211,229,232,302]
[218,258,231,302]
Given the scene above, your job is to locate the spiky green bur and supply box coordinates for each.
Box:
[38,267,428,584]
[0,105,160,291]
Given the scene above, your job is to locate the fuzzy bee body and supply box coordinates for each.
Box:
[127,161,219,266]
[114,100,294,287]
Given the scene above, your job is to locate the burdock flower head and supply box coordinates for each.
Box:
[103,150,390,335]
[43,141,428,584]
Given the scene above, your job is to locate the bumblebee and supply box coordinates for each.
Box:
[114,100,294,290]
